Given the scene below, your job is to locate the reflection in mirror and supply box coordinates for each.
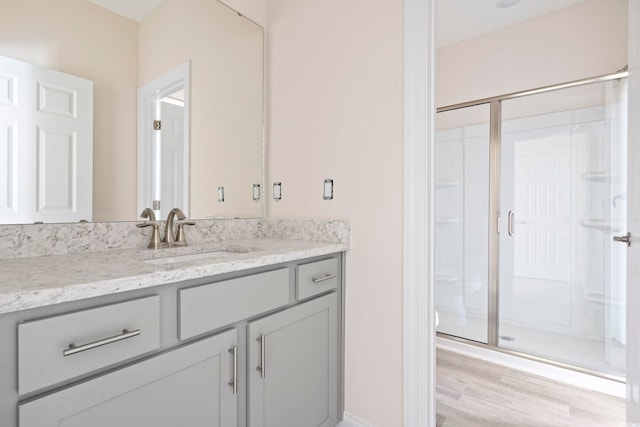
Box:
[137,62,190,220]
[0,0,264,224]
[159,91,187,217]
[0,55,93,224]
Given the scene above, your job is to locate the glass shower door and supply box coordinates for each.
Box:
[435,104,490,344]
[498,80,627,375]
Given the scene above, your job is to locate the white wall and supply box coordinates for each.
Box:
[437,0,628,107]
[266,0,404,425]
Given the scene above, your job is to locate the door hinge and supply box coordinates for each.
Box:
[153,120,161,130]
[613,232,631,247]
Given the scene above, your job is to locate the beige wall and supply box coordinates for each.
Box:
[139,0,264,219]
[266,0,404,425]
[266,0,628,425]
[437,0,628,107]
[0,0,139,222]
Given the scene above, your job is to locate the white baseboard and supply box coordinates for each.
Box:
[337,412,374,427]
[437,337,626,398]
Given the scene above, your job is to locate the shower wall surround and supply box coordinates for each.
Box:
[0,219,350,260]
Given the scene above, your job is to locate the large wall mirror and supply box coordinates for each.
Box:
[0,0,264,224]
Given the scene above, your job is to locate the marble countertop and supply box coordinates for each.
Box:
[0,238,348,315]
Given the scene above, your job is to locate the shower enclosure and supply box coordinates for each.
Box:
[435,72,629,378]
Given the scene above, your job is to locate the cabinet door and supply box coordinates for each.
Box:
[248,293,337,427]
[19,330,238,427]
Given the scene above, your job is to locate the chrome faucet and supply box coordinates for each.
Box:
[138,207,195,249]
[164,208,186,245]
[140,208,156,222]
[136,208,162,249]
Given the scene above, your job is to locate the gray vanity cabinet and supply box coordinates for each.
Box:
[19,329,238,427]
[1,253,344,427]
[248,293,337,427]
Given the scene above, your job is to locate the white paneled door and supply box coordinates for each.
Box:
[0,55,93,224]
[160,99,185,215]
[512,138,571,282]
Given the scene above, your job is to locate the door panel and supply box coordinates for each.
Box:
[248,293,337,427]
[434,103,490,344]
[0,55,92,224]
[499,80,626,375]
[0,56,34,224]
[32,66,93,223]
[513,138,570,282]
[160,100,185,213]
[19,331,237,427]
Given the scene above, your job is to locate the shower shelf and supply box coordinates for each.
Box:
[580,171,622,183]
[580,219,620,232]
[436,180,459,189]
[436,217,459,225]
[436,274,458,283]
[585,291,623,306]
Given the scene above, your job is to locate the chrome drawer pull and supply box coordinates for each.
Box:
[63,329,141,357]
[256,334,265,378]
[311,274,337,284]
[228,346,238,394]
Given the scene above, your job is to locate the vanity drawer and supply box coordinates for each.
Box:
[18,296,161,395]
[297,257,338,300]
[179,268,290,340]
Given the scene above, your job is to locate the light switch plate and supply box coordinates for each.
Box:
[273,182,282,200]
[323,179,333,200]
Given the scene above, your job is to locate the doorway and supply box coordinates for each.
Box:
[435,72,628,378]
[137,62,190,219]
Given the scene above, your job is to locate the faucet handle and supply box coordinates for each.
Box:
[137,222,162,249]
[176,221,196,245]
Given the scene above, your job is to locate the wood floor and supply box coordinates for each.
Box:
[436,348,625,427]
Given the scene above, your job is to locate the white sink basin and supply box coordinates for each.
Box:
[141,250,241,265]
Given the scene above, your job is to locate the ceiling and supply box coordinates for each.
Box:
[436,0,588,47]
[90,0,589,47]
[88,0,165,22]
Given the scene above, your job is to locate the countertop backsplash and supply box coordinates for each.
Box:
[0,219,350,260]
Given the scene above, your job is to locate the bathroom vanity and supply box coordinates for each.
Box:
[0,236,346,427]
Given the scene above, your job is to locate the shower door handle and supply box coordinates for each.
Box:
[613,232,631,247]
[507,210,515,237]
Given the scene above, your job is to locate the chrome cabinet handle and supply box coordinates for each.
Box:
[256,334,265,378]
[311,274,337,284]
[63,329,141,357]
[613,232,631,247]
[228,346,238,394]
[507,210,515,237]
